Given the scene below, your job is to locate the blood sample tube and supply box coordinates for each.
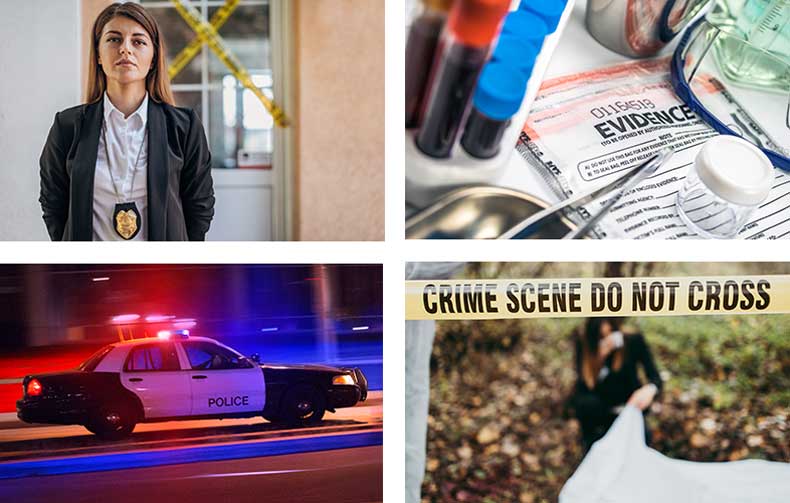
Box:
[405,0,455,129]
[460,61,528,159]
[415,0,511,159]
[519,0,567,33]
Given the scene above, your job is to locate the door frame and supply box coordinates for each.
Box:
[270,0,295,241]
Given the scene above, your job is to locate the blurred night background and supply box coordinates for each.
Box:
[422,262,790,503]
[0,264,382,411]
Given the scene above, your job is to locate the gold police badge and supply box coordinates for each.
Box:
[113,202,141,240]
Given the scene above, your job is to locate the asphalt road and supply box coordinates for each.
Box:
[0,445,383,503]
[0,393,382,461]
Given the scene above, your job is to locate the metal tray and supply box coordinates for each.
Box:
[405,186,577,239]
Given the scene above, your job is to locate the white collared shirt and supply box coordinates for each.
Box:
[92,92,149,241]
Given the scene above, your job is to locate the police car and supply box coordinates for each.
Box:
[16,331,368,439]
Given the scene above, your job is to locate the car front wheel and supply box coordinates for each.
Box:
[282,385,326,425]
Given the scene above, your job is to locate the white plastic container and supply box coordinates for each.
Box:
[676,135,774,238]
[405,0,576,207]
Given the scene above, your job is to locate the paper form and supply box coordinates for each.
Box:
[516,58,790,239]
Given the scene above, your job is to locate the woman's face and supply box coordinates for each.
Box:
[97,16,154,87]
[599,320,612,338]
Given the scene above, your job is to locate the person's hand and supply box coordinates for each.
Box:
[598,332,621,359]
[627,384,658,410]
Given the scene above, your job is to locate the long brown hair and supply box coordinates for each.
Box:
[85,2,174,105]
[579,317,626,390]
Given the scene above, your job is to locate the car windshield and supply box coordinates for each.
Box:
[78,345,114,371]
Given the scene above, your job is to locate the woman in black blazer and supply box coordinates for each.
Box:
[569,317,663,452]
[39,2,214,241]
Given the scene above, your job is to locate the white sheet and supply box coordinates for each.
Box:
[560,405,790,503]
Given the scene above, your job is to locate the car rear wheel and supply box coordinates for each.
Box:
[88,405,136,440]
[282,385,326,425]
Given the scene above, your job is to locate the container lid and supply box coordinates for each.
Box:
[492,34,539,79]
[695,135,774,206]
[519,0,566,33]
[500,10,549,48]
[472,61,528,121]
[448,0,512,47]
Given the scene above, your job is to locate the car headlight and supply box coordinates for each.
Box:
[332,374,355,385]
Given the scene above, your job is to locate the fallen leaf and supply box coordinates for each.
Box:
[519,492,536,503]
[700,418,717,433]
[477,424,500,444]
[458,445,473,461]
[690,432,709,448]
[502,435,520,457]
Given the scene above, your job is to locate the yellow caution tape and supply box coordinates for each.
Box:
[170,0,289,127]
[406,275,788,320]
[168,0,240,79]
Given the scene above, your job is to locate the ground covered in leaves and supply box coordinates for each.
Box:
[422,314,790,502]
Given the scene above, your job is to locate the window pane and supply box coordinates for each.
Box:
[144,3,274,170]
[129,348,148,370]
[126,344,180,371]
[185,343,213,370]
[184,341,252,370]
[209,86,273,169]
[80,345,113,371]
[207,3,273,169]
[209,4,271,80]
[145,6,203,84]
[173,90,202,117]
[147,348,163,369]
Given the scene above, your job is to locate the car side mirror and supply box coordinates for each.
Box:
[250,353,260,363]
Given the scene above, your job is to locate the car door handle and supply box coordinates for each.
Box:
[129,378,143,382]
[192,375,208,380]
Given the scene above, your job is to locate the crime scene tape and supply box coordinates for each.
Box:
[170,0,289,128]
[168,0,240,80]
[405,275,790,320]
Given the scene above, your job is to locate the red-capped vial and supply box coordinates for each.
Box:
[415,0,511,159]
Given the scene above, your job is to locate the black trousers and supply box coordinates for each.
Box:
[573,392,652,453]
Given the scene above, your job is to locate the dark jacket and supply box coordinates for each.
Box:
[39,99,215,241]
[572,332,663,410]
[569,332,663,450]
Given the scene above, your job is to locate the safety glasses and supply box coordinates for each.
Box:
[671,16,789,172]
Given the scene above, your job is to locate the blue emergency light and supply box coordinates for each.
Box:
[157,329,190,339]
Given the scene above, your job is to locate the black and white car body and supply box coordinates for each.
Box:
[16,332,368,439]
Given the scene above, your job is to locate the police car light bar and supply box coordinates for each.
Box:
[157,329,190,339]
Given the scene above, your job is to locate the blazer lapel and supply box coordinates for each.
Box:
[147,100,168,241]
[71,101,102,241]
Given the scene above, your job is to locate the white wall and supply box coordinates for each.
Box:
[0,0,81,240]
